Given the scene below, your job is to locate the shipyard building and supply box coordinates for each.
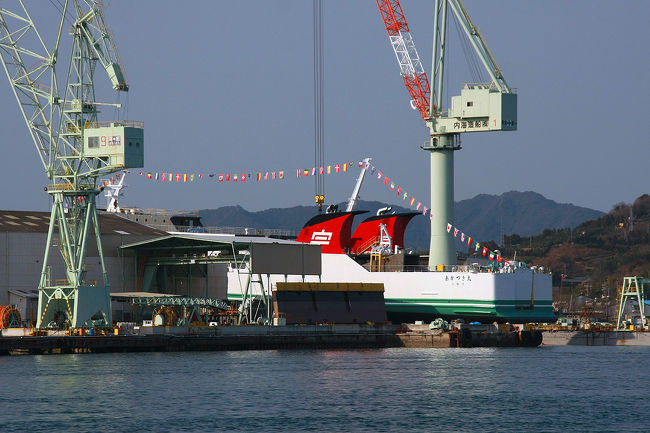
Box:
[0,210,168,324]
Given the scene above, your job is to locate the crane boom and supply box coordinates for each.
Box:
[74,2,129,91]
[346,157,372,212]
[0,2,68,175]
[376,0,431,120]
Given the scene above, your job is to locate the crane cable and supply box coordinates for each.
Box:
[451,10,486,84]
[313,0,324,208]
[48,0,74,27]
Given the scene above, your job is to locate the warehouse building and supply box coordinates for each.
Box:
[0,210,168,323]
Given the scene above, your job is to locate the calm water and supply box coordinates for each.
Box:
[0,346,647,432]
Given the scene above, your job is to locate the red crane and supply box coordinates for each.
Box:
[376,0,433,120]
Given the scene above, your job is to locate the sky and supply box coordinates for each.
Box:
[1,0,648,214]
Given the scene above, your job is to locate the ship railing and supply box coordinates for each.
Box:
[374,263,504,273]
[156,224,297,237]
[118,207,199,216]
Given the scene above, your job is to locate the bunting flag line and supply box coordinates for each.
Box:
[138,160,356,185]
[370,164,509,267]
[139,158,513,267]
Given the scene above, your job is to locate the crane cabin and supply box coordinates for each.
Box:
[433,84,517,134]
[83,121,144,168]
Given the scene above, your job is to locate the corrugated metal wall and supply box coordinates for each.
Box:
[0,231,153,305]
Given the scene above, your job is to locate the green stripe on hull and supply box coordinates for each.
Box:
[228,292,555,322]
[385,299,555,322]
[387,298,553,306]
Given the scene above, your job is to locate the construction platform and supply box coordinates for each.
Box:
[0,324,542,355]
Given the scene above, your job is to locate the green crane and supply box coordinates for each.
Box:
[378,0,516,269]
[425,0,516,269]
[0,1,143,328]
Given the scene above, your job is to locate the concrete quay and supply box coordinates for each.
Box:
[542,330,650,346]
[0,324,543,355]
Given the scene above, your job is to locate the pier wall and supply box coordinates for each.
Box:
[542,330,650,346]
[0,325,542,355]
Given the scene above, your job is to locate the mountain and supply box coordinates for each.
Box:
[455,191,604,245]
[200,191,604,251]
[501,194,650,290]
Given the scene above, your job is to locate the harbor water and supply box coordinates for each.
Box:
[1,346,647,432]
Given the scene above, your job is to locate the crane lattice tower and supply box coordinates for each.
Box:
[0,0,143,328]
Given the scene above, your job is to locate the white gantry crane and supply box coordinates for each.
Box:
[377,0,516,268]
[0,1,143,328]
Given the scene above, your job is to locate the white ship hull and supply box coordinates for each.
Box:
[227,252,555,323]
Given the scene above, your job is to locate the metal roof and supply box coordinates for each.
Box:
[8,289,39,298]
[0,210,167,236]
[120,232,300,251]
[110,292,181,298]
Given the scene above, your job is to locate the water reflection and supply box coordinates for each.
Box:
[2,347,649,432]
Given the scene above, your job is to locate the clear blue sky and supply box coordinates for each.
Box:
[1,1,648,213]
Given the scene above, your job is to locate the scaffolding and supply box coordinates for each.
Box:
[616,276,650,330]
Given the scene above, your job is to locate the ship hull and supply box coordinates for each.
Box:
[227,253,556,324]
